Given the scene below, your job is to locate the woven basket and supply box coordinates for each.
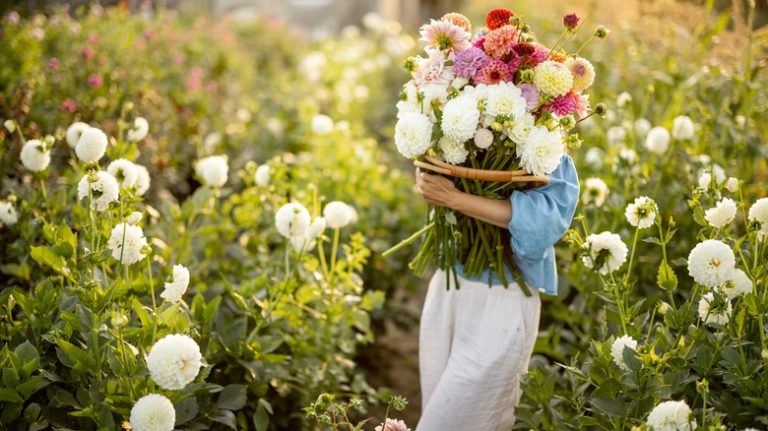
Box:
[414,156,550,186]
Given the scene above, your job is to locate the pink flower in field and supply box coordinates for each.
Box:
[143,30,157,41]
[60,99,78,113]
[172,53,186,65]
[6,11,20,25]
[47,58,61,71]
[87,74,103,88]
[81,47,95,60]
[186,67,203,93]
[375,419,410,431]
[87,34,99,44]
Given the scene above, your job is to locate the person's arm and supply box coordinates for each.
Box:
[414,167,511,229]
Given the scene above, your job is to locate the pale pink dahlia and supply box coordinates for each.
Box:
[483,26,518,59]
[476,60,513,84]
[413,48,455,87]
[375,419,411,431]
[419,19,471,53]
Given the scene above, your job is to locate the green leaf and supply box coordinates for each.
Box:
[30,246,69,276]
[0,388,23,403]
[16,375,50,400]
[253,402,269,431]
[174,397,199,425]
[14,341,39,365]
[656,259,678,291]
[212,409,237,429]
[217,384,247,411]
[55,339,96,372]
[591,396,626,417]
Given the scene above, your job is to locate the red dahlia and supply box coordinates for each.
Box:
[485,8,514,30]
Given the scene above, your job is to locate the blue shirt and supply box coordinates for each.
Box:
[455,154,580,296]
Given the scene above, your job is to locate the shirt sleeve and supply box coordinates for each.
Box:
[508,154,580,260]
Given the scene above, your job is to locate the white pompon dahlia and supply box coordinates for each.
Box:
[519,125,563,177]
[308,217,326,238]
[722,269,752,299]
[616,92,632,108]
[129,394,176,431]
[671,115,695,140]
[438,136,468,165]
[106,159,138,189]
[311,114,334,135]
[254,164,271,187]
[440,96,479,143]
[146,334,202,390]
[275,202,311,238]
[323,201,354,229]
[77,171,120,212]
[646,400,696,431]
[107,223,148,265]
[748,197,768,226]
[610,335,638,370]
[645,126,670,154]
[133,164,151,196]
[606,127,626,145]
[634,118,651,137]
[625,196,658,229]
[533,60,573,97]
[582,231,628,275]
[126,211,143,225]
[375,418,411,431]
[394,112,433,159]
[704,197,737,228]
[473,128,494,149]
[66,122,90,148]
[195,155,228,188]
[20,139,51,172]
[725,177,739,193]
[687,239,735,288]
[582,178,609,207]
[160,264,190,303]
[127,117,149,142]
[507,113,535,144]
[698,291,732,326]
[0,200,18,226]
[75,127,108,163]
[485,82,527,120]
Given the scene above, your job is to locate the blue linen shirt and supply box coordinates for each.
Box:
[455,154,580,296]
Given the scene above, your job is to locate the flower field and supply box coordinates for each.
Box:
[1,1,767,430]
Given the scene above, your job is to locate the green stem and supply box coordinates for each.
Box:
[146,257,157,342]
[382,222,435,257]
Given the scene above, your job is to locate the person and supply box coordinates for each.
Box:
[412,152,579,430]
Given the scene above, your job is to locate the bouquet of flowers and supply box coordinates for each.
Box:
[384,8,608,294]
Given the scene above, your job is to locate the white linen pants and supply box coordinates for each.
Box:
[417,269,541,431]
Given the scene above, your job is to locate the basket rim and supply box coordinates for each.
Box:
[415,156,550,185]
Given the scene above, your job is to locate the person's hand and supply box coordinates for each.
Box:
[414,166,460,209]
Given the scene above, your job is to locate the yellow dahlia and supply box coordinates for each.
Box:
[533,60,573,97]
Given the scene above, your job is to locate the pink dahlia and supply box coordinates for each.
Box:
[511,42,548,69]
[419,19,471,53]
[483,26,518,59]
[47,58,60,71]
[453,47,489,80]
[375,419,411,431]
[413,48,455,86]
[476,60,513,85]
[543,91,585,117]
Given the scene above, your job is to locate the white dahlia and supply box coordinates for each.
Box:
[616,92,632,108]
[126,211,143,225]
[646,400,696,431]
[107,223,148,265]
[20,139,51,172]
[625,196,658,229]
[441,96,479,143]
[146,334,203,390]
[106,158,138,189]
[160,264,190,303]
[634,118,652,137]
[671,115,695,140]
[438,136,468,165]
[323,201,354,229]
[127,117,149,142]
[584,147,604,169]
[704,197,737,228]
[566,57,595,92]
[747,197,768,226]
[519,125,564,177]
[533,60,574,97]
[645,126,670,154]
[254,164,271,187]
[606,126,626,145]
[129,394,175,431]
[506,113,535,144]
[698,291,732,326]
[275,202,311,238]
[195,155,228,188]
[610,335,638,370]
[394,112,433,159]
[687,239,735,288]
[75,126,108,163]
[133,164,151,196]
[725,177,739,193]
[722,269,752,299]
[66,122,90,148]
[308,217,326,238]
[0,200,18,226]
[582,232,628,275]
[473,128,494,149]
[77,171,120,212]
[582,178,609,207]
[485,82,527,120]
[311,114,334,135]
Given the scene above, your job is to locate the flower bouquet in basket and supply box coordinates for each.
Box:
[383,8,608,295]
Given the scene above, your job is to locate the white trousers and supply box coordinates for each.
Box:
[417,269,541,431]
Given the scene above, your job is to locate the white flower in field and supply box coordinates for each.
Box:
[77,171,120,212]
[533,61,573,97]
[20,139,51,172]
[438,136,468,165]
[671,115,695,140]
[441,96,479,143]
[747,197,768,226]
[634,118,651,137]
[704,197,737,228]
[66,122,90,148]
[582,231,628,275]
[723,269,752,299]
[618,148,637,164]
[107,223,148,265]
[698,165,726,189]
[375,418,411,431]
[0,200,18,226]
[473,128,494,149]
[606,126,626,145]
[584,147,604,169]
[485,82,527,120]
[126,211,143,225]
[646,400,696,431]
[308,217,326,238]
[519,125,564,177]
[275,202,311,238]
[147,334,202,390]
[610,335,638,370]
[195,155,228,188]
[133,164,151,196]
[625,196,657,229]
[127,117,149,142]
[582,178,609,207]
[697,172,712,190]
[645,127,670,155]
[725,177,739,193]
[687,239,735,288]
[698,291,732,326]
[160,264,190,303]
[254,164,271,187]
[129,394,175,431]
[106,158,138,189]
[394,112,433,159]
[311,114,334,135]
[290,235,316,252]
[266,117,284,137]
[324,201,354,229]
[616,92,632,108]
[75,127,108,163]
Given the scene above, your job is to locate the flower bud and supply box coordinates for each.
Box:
[518,69,534,83]
[560,115,576,130]
[657,302,670,315]
[594,103,608,117]
[595,25,610,38]
[403,57,418,73]
[563,13,580,31]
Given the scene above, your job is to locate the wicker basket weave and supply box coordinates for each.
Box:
[414,156,550,186]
